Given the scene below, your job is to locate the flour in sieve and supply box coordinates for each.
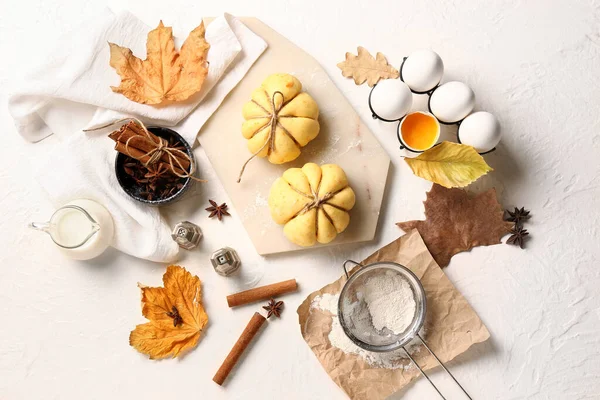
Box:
[310,292,421,369]
[361,271,416,334]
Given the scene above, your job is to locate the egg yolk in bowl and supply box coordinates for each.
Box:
[400,112,440,151]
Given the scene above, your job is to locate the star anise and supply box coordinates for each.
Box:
[506,226,529,249]
[505,207,531,227]
[122,156,186,201]
[166,306,183,327]
[144,164,169,180]
[205,200,230,221]
[262,299,284,319]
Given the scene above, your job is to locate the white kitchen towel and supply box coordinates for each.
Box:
[8,10,267,262]
[9,9,246,143]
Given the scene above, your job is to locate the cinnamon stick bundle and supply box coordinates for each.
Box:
[115,142,187,176]
[109,121,190,175]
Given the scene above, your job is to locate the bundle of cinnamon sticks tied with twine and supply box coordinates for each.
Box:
[110,121,191,177]
[85,118,204,200]
[88,117,204,175]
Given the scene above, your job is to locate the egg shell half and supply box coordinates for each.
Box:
[458,111,501,153]
[402,49,444,93]
[429,81,475,123]
[369,79,413,121]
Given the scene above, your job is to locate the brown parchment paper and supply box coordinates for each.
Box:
[297,230,490,400]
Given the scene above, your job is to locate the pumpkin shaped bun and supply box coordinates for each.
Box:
[268,163,355,247]
[241,73,320,165]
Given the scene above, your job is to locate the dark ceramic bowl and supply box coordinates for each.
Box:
[115,126,194,206]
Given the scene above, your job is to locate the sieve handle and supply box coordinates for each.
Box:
[342,260,364,278]
[402,347,446,400]
[416,334,473,399]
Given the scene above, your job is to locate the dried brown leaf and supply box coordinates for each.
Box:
[397,184,513,267]
[337,46,399,87]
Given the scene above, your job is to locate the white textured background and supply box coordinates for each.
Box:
[1,1,599,399]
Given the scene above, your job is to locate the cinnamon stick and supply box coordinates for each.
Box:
[110,121,190,170]
[226,279,298,308]
[114,142,188,176]
[213,312,266,386]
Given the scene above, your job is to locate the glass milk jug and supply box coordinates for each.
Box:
[30,199,114,260]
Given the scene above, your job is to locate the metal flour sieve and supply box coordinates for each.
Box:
[338,260,472,400]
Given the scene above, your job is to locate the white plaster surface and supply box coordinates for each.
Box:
[1,1,599,399]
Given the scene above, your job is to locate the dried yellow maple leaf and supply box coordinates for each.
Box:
[109,21,210,105]
[130,265,208,359]
[337,46,399,87]
[404,141,493,188]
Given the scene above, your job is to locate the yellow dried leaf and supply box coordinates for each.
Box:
[337,46,399,87]
[404,141,493,188]
[109,21,210,105]
[130,265,208,359]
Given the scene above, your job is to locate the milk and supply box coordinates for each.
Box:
[57,199,114,260]
[54,207,98,247]
[31,199,115,260]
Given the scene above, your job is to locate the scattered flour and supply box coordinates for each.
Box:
[255,193,268,207]
[313,293,339,314]
[241,192,270,224]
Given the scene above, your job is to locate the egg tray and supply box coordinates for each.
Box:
[368,56,498,155]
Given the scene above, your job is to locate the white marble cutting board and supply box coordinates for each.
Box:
[198,18,390,255]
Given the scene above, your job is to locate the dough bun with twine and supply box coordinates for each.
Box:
[268,163,355,247]
[238,73,320,182]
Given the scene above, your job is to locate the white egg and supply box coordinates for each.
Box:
[458,111,501,153]
[369,79,413,121]
[401,49,444,93]
[429,81,475,123]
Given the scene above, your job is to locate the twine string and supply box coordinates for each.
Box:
[137,135,168,167]
[295,191,336,218]
[237,91,284,183]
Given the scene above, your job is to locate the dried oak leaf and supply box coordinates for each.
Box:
[109,21,210,105]
[129,265,208,359]
[405,141,493,188]
[337,46,399,87]
[397,184,513,268]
